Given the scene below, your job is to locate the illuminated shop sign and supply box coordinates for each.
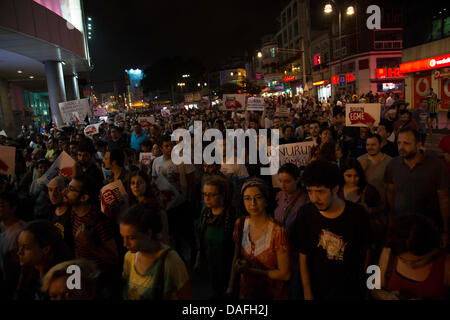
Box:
[313,80,329,86]
[399,54,450,73]
[376,67,404,79]
[332,73,355,85]
[284,76,295,82]
[314,54,321,66]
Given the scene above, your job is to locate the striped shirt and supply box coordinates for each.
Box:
[71,208,114,267]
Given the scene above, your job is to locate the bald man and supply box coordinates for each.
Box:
[48,176,74,252]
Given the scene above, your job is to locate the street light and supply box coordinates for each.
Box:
[230,72,234,76]
[257,51,262,58]
[324,2,355,74]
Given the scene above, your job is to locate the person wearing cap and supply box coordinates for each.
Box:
[226,177,291,300]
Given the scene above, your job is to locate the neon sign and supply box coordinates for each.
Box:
[284,76,295,82]
[376,67,404,79]
[314,54,321,66]
[313,80,329,86]
[399,54,450,73]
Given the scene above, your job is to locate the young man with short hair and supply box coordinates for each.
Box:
[295,161,372,300]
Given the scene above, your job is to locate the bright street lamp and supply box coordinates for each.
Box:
[346,6,355,15]
[257,51,262,58]
[324,4,333,13]
[230,72,234,76]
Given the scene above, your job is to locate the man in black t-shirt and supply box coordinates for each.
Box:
[295,161,372,300]
[48,176,74,253]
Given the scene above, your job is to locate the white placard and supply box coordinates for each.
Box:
[84,123,102,136]
[139,153,154,166]
[37,151,75,185]
[100,180,129,218]
[247,97,265,111]
[138,116,155,128]
[345,103,381,127]
[221,94,246,111]
[278,141,315,167]
[58,98,91,124]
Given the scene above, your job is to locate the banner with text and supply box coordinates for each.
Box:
[345,103,381,127]
[247,97,265,111]
[278,141,315,167]
[59,98,91,124]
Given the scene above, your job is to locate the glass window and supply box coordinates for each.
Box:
[444,17,450,37]
[431,18,442,40]
[270,48,276,58]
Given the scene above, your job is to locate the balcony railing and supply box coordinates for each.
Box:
[374,40,403,50]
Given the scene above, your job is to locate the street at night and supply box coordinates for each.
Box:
[0,0,449,310]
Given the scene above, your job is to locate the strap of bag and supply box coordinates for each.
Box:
[155,248,172,300]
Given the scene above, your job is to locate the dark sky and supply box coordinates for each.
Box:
[84,0,290,89]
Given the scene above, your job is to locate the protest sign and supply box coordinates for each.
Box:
[222,94,246,111]
[161,109,171,117]
[139,153,154,167]
[247,97,265,111]
[275,107,290,117]
[138,116,155,128]
[37,151,75,185]
[58,99,91,124]
[94,107,106,117]
[0,145,15,175]
[84,123,102,136]
[278,141,315,167]
[345,103,381,127]
[100,180,129,219]
[114,113,126,123]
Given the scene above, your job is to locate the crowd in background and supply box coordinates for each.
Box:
[0,88,449,300]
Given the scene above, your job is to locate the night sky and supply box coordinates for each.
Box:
[84,0,291,90]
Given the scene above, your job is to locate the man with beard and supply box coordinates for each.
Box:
[64,175,119,298]
[48,176,74,252]
[384,128,449,247]
[74,139,104,199]
[295,161,371,300]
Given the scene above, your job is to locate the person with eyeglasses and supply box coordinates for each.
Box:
[226,177,291,300]
[195,175,236,299]
[63,175,119,299]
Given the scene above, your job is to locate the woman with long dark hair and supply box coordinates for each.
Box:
[14,220,72,300]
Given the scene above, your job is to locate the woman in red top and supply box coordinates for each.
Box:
[226,178,291,300]
[372,214,450,300]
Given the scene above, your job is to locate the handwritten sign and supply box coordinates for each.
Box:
[58,99,91,124]
[278,141,315,167]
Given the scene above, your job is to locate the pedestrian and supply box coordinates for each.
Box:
[120,204,191,300]
[296,160,372,300]
[227,177,291,300]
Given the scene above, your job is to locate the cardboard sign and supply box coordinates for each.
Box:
[84,123,102,136]
[275,107,290,117]
[247,97,265,111]
[139,153,154,167]
[161,109,171,117]
[59,98,91,124]
[94,107,106,117]
[222,94,246,111]
[114,113,126,123]
[37,151,75,185]
[0,145,16,175]
[278,141,315,167]
[138,116,155,128]
[345,103,381,127]
[100,180,129,219]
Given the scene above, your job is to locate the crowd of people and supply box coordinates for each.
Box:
[0,89,449,300]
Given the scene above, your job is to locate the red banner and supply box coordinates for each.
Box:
[413,75,431,109]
